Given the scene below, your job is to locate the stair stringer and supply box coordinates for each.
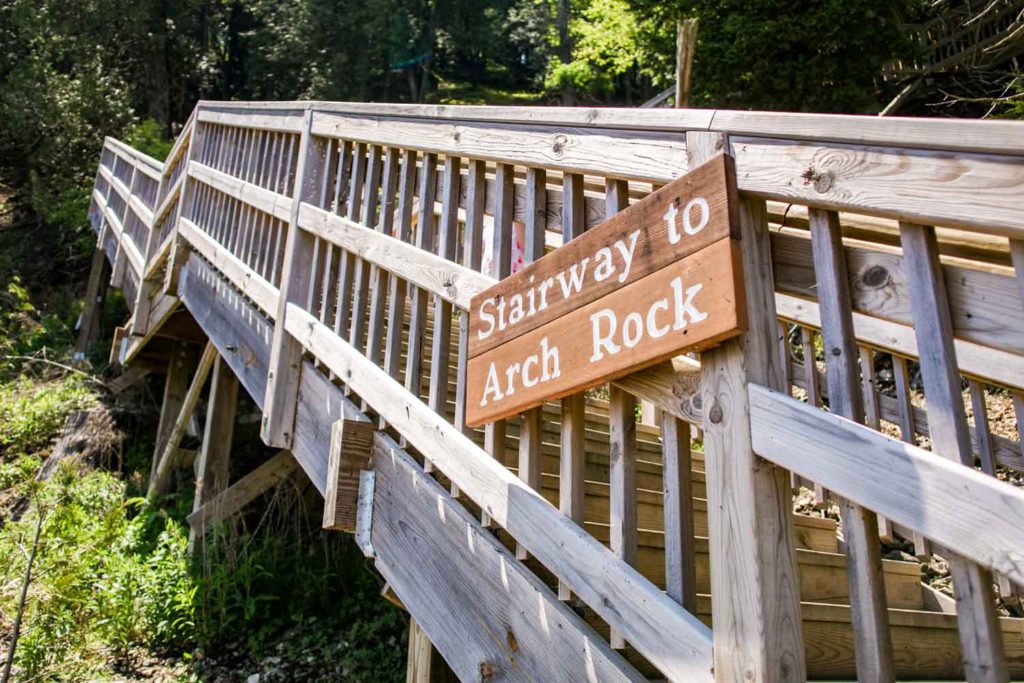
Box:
[369,432,646,683]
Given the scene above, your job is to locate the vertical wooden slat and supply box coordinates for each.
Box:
[335,142,366,340]
[366,147,399,365]
[557,170,586,600]
[515,167,546,560]
[405,153,438,401]
[428,156,461,421]
[1009,240,1024,304]
[809,207,894,681]
[453,159,486,437]
[384,150,417,384]
[969,380,997,476]
[892,353,930,556]
[350,145,383,351]
[661,413,696,612]
[608,384,637,651]
[900,221,1008,683]
[163,114,208,294]
[859,346,894,538]
[696,130,806,682]
[261,114,326,447]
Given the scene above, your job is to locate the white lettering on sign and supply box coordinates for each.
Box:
[475,227,648,342]
[664,197,710,244]
[589,277,707,362]
[480,336,561,407]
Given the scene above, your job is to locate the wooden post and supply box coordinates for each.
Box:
[149,342,218,499]
[151,342,197,483]
[406,618,456,683]
[691,130,806,682]
[262,108,326,448]
[74,246,111,357]
[163,111,206,296]
[322,415,375,532]
[675,18,699,108]
[189,356,238,553]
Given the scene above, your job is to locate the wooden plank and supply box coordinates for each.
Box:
[384,150,417,382]
[466,238,746,426]
[661,413,696,612]
[189,356,238,552]
[177,255,272,405]
[365,147,399,365]
[284,303,714,680]
[469,155,737,357]
[427,156,461,418]
[808,207,894,680]
[694,130,806,683]
[188,160,293,223]
[749,385,1024,587]
[322,414,375,532]
[148,341,218,499]
[404,153,438,401]
[732,136,1024,239]
[453,159,486,437]
[150,342,195,483]
[773,231,1024,365]
[196,106,306,133]
[406,619,455,683]
[311,110,688,182]
[186,449,298,531]
[262,110,324,447]
[774,292,1024,392]
[371,431,648,683]
[608,384,637,650]
[179,218,278,317]
[899,222,1008,682]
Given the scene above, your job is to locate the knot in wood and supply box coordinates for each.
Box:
[861,264,890,289]
[708,401,723,424]
[478,661,495,681]
[551,134,568,156]
[831,347,842,356]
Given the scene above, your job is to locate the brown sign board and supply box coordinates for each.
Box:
[465,154,746,427]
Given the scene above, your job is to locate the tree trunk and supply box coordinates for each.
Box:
[558,0,573,105]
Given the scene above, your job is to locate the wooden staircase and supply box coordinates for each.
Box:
[84,101,1024,681]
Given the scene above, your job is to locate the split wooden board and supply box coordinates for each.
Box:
[466,155,745,426]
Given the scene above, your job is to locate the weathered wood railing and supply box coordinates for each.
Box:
[89,101,1024,682]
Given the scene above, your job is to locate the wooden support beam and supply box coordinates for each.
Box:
[75,246,111,357]
[406,618,456,683]
[186,449,297,533]
[373,432,646,683]
[262,109,325,447]
[322,414,375,532]
[148,342,218,499]
[189,356,238,552]
[695,131,806,682]
[150,342,197,483]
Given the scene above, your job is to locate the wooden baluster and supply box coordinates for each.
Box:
[859,346,894,539]
[515,167,546,560]
[366,147,399,366]
[163,115,208,294]
[261,116,328,448]
[313,139,338,322]
[691,130,806,682]
[557,170,586,599]
[1010,240,1024,304]
[809,208,894,680]
[800,326,828,502]
[350,145,383,351]
[335,142,366,340]
[383,150,417,391]
[454,158,485,438]
[779,321,793,396]
[661,412,696,613]
[969,380,997,476]
[892,353,930,556]
[405,152,438,402]
[605,177,638,648]
[900,221,1008,683]
[481,162,515,526]
[427,155,462,472]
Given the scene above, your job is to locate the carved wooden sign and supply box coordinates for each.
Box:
[465,154,746,427]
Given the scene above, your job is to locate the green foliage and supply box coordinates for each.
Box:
[0,375,94,458]
[124,119,174,162]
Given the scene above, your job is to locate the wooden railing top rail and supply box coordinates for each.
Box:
[102,136,163,175]
[197,99,1024,156]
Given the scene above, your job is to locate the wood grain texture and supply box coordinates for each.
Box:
[311,110,688,182]
[732,136,1024,238]
[749,385,1024,587]
[808,207,894,681]
[284,304,714,680]
[370,432,647,683]
[695,130,806,683]
[899,222,1007,682]
[322,415,375,532]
